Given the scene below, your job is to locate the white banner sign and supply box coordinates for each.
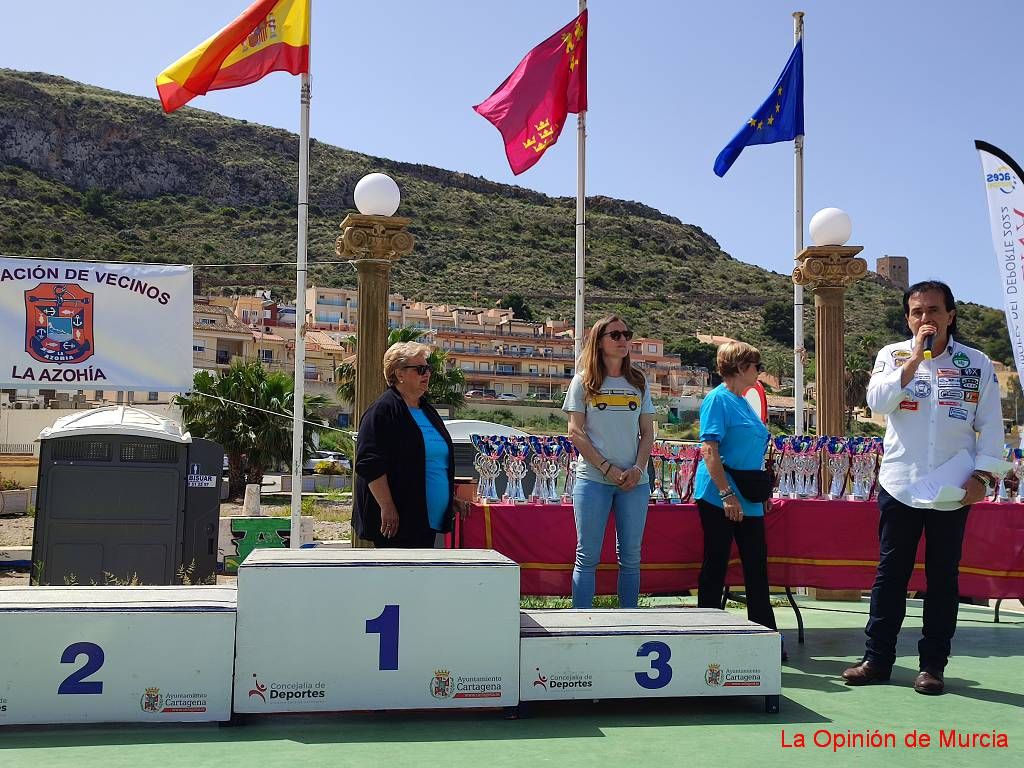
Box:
[976,141,1024,383]
[0,258,193,391]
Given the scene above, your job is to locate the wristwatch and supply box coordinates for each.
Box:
[971,471,996,490]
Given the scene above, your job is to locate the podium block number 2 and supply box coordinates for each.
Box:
[57,642,105,695]
[365,605,400,671]
[635,640,672,690]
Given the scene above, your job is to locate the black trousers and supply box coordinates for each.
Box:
[696,499,777,630]
[864,488,970,671]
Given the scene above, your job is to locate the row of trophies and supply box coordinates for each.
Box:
[470,435,1024,504]
[470,434,888,504]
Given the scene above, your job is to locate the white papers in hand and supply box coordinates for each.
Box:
[908,450,973,506]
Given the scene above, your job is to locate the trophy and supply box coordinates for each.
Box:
[502,436,529,502]
[558,435,579,501]
[650,442,670,501]
[772,436,791,497]
[674,444,701,502]
[824,437,850,499]
[1013,448,1024,503]
[848,438,875,501]
[470,434,502,501]
[528,436,562,503]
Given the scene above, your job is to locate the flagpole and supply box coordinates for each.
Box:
[792,11,805,435]
[573,0,587,368]
[290,69,311,548]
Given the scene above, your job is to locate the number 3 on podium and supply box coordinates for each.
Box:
[366,605,400,671]
[635,640,673,690]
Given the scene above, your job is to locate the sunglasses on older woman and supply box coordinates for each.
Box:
[601,330,634,341]
[402,364,431,375]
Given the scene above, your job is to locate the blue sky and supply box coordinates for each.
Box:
[5,0,1023,309]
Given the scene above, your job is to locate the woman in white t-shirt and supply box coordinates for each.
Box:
[563,315,656,608]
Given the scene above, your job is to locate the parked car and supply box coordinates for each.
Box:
[303,450,351,474]
[465,389,485,399]
[465,389,498,399]
[496,393,520,401]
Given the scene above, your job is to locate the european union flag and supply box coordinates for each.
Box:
[714,40,804,177]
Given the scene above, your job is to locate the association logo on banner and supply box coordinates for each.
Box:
[24,283,94,364]
[0,258,193,391]
[0,694,8,714]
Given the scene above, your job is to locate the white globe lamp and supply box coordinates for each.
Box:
[809,207,852,246]
[354,173,401,216]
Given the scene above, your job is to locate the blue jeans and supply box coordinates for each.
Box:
[571,477,650,608]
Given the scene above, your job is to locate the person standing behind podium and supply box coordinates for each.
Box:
[692,341,778,633]
[353,341,469,549]
[842,281,1004,695]
[564,315,656,609]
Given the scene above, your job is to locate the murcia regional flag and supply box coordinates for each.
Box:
[156,0,310,113]
[0,258,193,391]
[976,140,1024,383]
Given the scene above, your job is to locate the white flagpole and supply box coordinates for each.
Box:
[573,0,587,368]
[290,70,311,548]
[792,11,805,435]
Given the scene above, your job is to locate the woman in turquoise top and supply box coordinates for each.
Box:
[693,341,779,634]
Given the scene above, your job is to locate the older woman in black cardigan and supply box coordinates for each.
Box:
[353,341,470,548]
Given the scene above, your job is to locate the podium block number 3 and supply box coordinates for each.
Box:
[366,605,400,671]
[635,640,672,690]
[57,642,105,695]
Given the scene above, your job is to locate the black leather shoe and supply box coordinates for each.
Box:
[913,669,944,695]
[841,660,892,685]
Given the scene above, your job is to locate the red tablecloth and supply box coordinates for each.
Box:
[458,499,1024,598]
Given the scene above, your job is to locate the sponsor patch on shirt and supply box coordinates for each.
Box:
[960,367,981,377]
[938,388,963,399]
[899,400,919,411]
[892,349,912,366]
[948,406,969,420]
[873,361,885,374]
[961,378,980,391]
[937,377,961,388]
[964,391,980,403]
[913,380,932,398]
[936,368,959,376]
[952,351,971,368]
[938,400,960,406]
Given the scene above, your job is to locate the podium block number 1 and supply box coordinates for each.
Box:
[366,605,400,671]
[57,642,105,695]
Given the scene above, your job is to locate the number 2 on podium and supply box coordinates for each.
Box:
[366,605,400,670]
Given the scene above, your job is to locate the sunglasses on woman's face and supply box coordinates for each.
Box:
[601,330,634,341]
[753,361,765,373]
[402,364,431,375]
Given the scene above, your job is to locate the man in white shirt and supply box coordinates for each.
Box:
[841,281,1005,695]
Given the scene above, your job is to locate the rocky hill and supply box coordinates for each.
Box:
[0,69,1011,364]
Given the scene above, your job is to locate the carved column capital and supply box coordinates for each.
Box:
[335,213,415,263]
[792,245,867,289]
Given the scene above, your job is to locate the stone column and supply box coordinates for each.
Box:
[336,214,414,548]
[792,245,867,437]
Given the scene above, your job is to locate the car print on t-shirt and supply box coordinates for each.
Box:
[591,389,641,411]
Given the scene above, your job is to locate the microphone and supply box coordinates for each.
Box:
[923,334,934,360]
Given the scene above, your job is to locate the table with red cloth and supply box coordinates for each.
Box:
[457,499,1024,599]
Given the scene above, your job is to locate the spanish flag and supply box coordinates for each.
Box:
[156,0,310,113]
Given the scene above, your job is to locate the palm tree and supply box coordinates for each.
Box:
[176,361,328,498]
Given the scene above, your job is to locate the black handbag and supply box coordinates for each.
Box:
[722,464,775,503]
